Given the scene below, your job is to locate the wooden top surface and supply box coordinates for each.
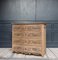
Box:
[12,22,46,25]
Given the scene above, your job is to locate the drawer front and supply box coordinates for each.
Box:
[12,32,41,38]
[12,39,42,46]
[13,39,41,45]
[13,45,41,54]
[12,24,41,31]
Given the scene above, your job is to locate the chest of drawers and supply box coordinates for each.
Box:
[12,23,46,56]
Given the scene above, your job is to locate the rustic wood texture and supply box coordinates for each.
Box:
[12,23,46,56]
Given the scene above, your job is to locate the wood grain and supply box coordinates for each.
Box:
[12,23,46,56]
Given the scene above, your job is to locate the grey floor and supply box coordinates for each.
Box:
[0,48,58,60]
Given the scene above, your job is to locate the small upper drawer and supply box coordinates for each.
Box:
[12,24,42,31]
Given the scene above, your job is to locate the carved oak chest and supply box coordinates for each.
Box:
[12,23,46,56]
